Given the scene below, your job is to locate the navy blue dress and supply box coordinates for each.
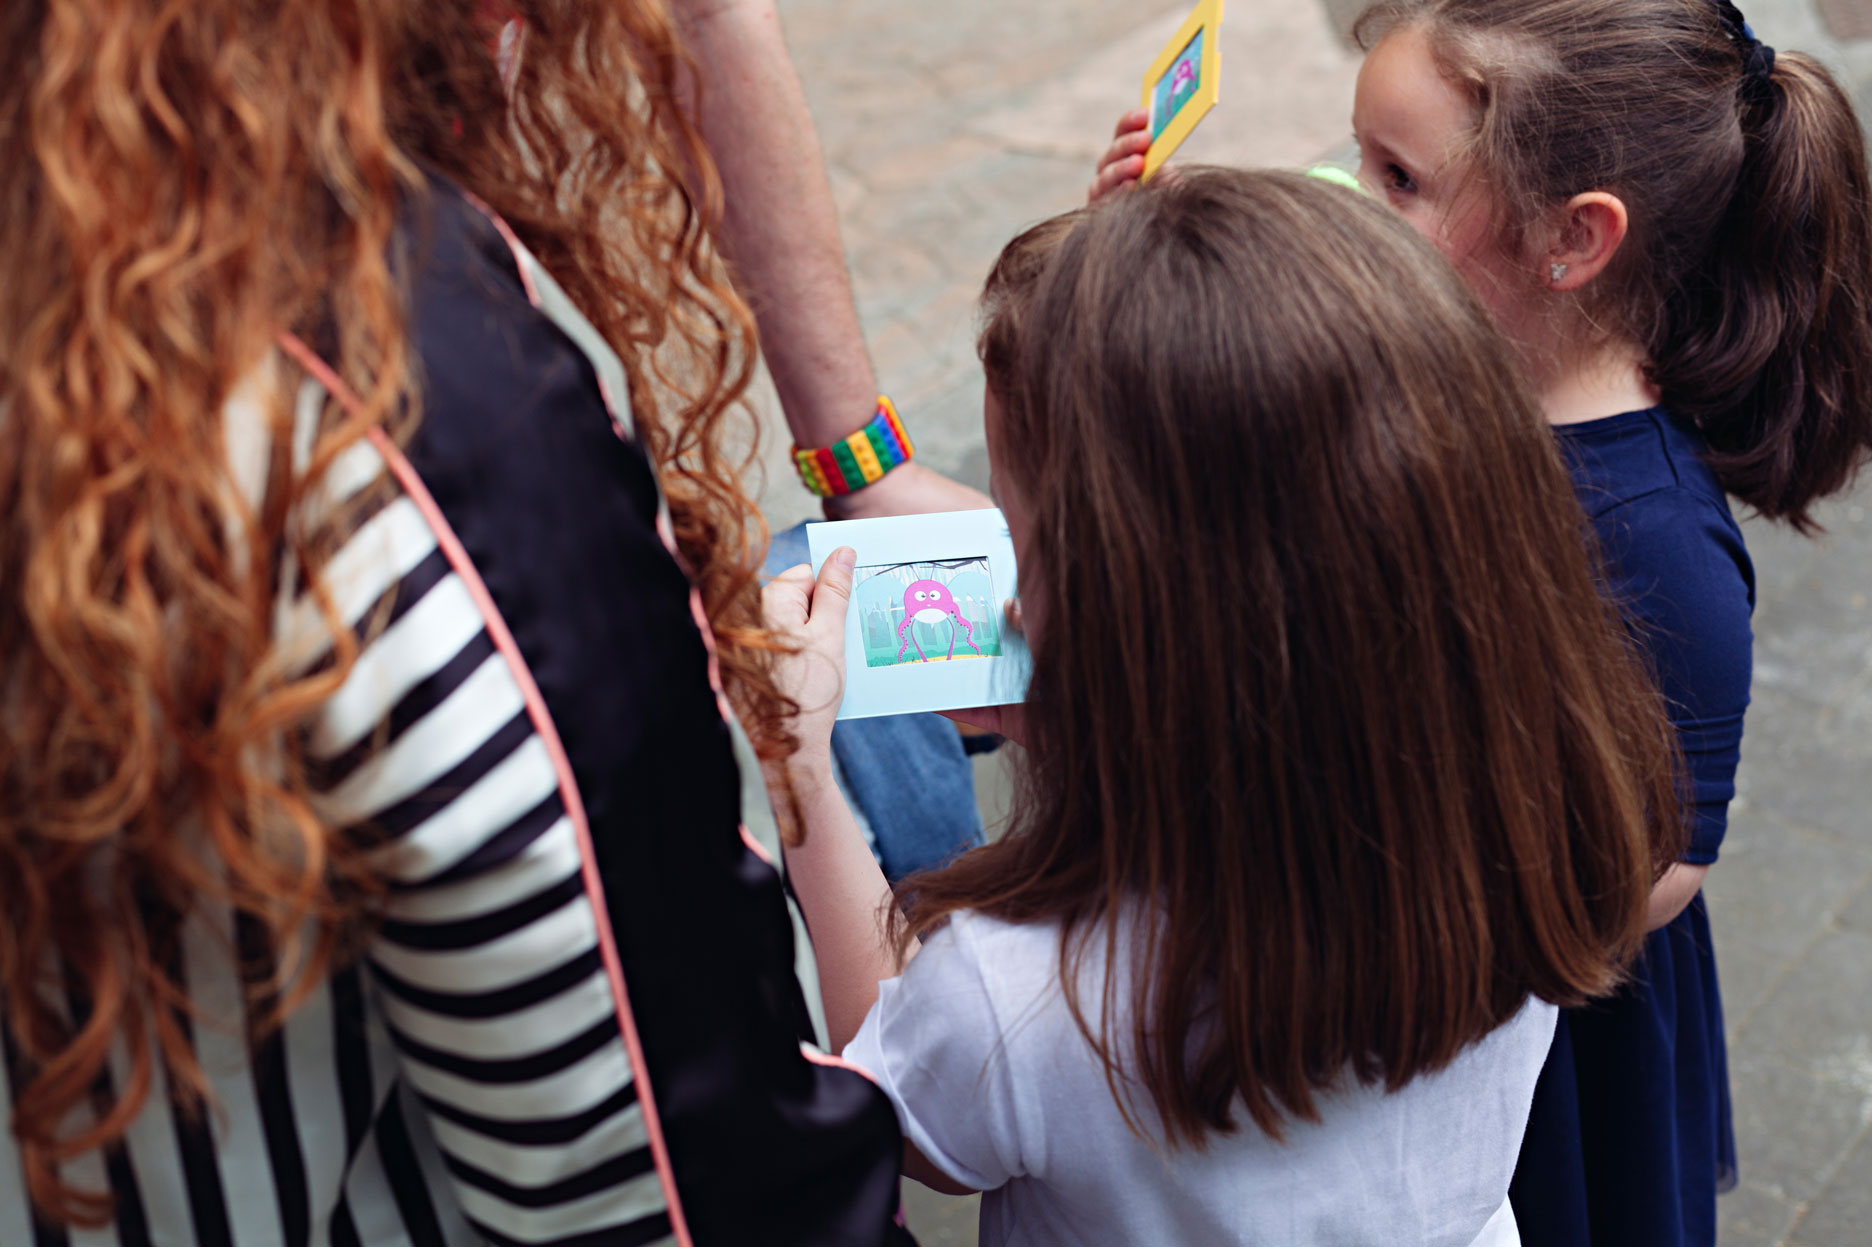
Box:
[1510,408,1751,1246]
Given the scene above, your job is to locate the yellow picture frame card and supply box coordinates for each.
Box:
[1140,0,1224,181]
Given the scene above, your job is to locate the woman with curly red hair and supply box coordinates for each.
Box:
[0,1,908,1243]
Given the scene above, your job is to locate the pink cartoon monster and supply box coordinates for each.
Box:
[1170,57,1196,98]
[897,578,980,662]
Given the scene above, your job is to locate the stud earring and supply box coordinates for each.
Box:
[1550,262,1569,284]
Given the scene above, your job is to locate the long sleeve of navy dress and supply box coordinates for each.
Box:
[1511,407,1753,1247]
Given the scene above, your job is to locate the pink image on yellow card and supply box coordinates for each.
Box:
[1141,0,1224,181]
[1151,30,1205,141]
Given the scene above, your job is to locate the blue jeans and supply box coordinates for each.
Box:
[766,523,985,881]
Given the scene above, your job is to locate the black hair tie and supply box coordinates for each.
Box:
[1710,1,1778,99]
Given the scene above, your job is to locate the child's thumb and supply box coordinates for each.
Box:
[812,547,856,622]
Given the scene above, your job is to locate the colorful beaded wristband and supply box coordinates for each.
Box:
[792,396,915,498]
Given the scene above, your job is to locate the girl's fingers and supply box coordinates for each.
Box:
[768,553,855,731]
[1112,129,1153,159]
[809,547,856,631]
[1089,154,1146,204]
[1092,132,1151,179]
[1089,112,1153,204]
[761,563,815,630]
[1112,107,1149,138]
[939,706,1000,733]
[940,703,1026,745]
[939,597,1029,740]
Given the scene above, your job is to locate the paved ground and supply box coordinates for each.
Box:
[751,1,1872,1241]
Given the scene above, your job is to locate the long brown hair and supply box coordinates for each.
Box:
[1357,0,1872,531]
[0,0,783,1224]
[902,169,1682,1147]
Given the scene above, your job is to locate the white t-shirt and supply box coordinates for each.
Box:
[844,910,1556,1247]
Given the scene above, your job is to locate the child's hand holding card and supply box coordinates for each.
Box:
[807,509,1031,720]
[1141,0,1224,181]
[1089,0,1225,202]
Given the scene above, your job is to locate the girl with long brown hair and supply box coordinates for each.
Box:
[769,167,1682,1246]
[1093,4,1872,1242]
[0,1,912,1243]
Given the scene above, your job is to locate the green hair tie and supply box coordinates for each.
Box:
[1305,164,1368,196]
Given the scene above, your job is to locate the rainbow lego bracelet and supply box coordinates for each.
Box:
[792,397,916,498]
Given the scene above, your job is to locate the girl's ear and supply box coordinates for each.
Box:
[1546,192,1630,292]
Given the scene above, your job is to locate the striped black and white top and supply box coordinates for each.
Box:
[0,185,910,1247]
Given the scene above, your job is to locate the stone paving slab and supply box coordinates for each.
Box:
[1728,1179,1806,1247]
[1790,1127,1872,1243]
[1728,1052,1872,1208]
[1819,0,1872,43]
[970,1,1362,172]
[1706,813,1872,974]
[753,1,1872,1241]
[1729,929,1872,1240]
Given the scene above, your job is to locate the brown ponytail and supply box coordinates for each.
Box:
[1358,0,1872,529]
[1657,50,1872,529]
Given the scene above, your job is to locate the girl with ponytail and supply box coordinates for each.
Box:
[1344,6,1868,1243]
[1089,1,1872,1244]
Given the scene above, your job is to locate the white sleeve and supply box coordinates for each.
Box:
[842,916,1028,1192]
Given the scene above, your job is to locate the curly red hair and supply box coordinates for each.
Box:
[0,0,787,1224]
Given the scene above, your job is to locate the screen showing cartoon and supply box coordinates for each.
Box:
[854,557,1003,669]
[1150,29,1204,140]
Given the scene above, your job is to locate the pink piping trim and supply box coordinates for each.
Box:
[275,333,695,1247]
[739,825,776,868]
[800,1042,883,1088]
[461,189,542,307]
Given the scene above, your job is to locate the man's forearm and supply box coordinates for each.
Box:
[674,0,878,446]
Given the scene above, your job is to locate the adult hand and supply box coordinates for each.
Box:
[763,547,856,777]
[939,597,1027,743]
[823,461,992,521]
[1089,108,1151,204]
